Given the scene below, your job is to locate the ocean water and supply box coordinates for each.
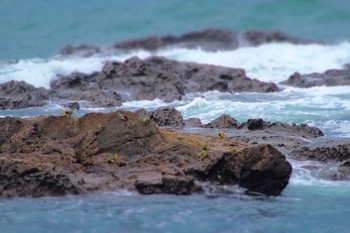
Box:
[1,0,350,232]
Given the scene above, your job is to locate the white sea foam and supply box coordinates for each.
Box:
[288,159,350,187]
[165,42,350,83]
[1,41,350,88]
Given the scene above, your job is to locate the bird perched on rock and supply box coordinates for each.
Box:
[218,131,225,138]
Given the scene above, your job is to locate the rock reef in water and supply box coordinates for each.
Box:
[58,28,314,56]
[0,81,49,110]
[0,110,292,198]
[281,67,350,88]
[0,56,278,110]
[50,56,278,105]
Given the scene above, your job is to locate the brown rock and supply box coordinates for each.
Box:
[208,144,292,196]
[203,114,240,129]
[291,139,350,162]
[134,173,201,195]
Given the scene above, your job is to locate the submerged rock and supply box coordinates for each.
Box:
[281,69,350,88]
[0,81,49,109]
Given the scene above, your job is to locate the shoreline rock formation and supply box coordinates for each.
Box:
[0,110,292,198]
[58,28,315,57]
[280,67,350,88]
[0,56,278,110]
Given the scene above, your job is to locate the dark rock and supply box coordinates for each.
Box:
[57,44,101,58]
[147,108,184,129]
[246,118,266,130]
[50,56,279,106]
[203,114,240,129]
[134,173,201,195]
[0,81,49,109]
[114,28,239,52]
[239,30,313,47]
[291,139,350,163]
[114,29,314,52]
[239,119,323,138]
[0,159,81,198]
[208,144,292,196]
[63,102,80,110]
[50,72,123,107]
[184,118,202,128]
[281,69,350,88]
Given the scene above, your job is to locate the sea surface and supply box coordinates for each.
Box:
[1,0,350,232]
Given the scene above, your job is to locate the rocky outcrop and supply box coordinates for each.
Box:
[134,174,201,195]
[281,69,350,88]
[50,56,278,106]
[0,110,292,198]
[0,81,49,109]
[137,108,185,129]
[114,29,311,51]
[238,118,324,138]
[114,28,238,52]
[238,30,313,47]
[291,139,350,162]
[56,29,315,57]
[203,114,240,129]
[207,144,292,196]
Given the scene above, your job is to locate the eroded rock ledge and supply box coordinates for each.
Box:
[0,56,279,110]
[0,110,292,198]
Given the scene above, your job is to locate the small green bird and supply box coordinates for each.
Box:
[218,131,225,138]
[200,149,207,158]
[61,108,74,116]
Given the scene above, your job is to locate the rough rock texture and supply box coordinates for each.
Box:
[281,69,350,88]
[238,118,324,138]
[0,110,292,198]
[291,139,350,162]
[203,114,240,129]
[184,118,202,128]
[0,81,49,109]
[50,56,278,106]
[146,108,185,129]
[208,144,292,196]
[134,173,201,195]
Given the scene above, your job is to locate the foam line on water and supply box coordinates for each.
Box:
[1,42,350,89]
[163,42,350,83]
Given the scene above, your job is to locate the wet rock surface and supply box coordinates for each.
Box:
[281,68,350,88]
[207,144,292,196]
[203,114,240,129]
[58,28,314,55]
[291,139,350,163]
[0,56,279,110]
[0,81,49,109]
[50,56,278,106]
[0,110,292,198]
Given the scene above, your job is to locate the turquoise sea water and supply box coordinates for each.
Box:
[1,184,350,233]
[1,0,350,232]
[1,0,350,60]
